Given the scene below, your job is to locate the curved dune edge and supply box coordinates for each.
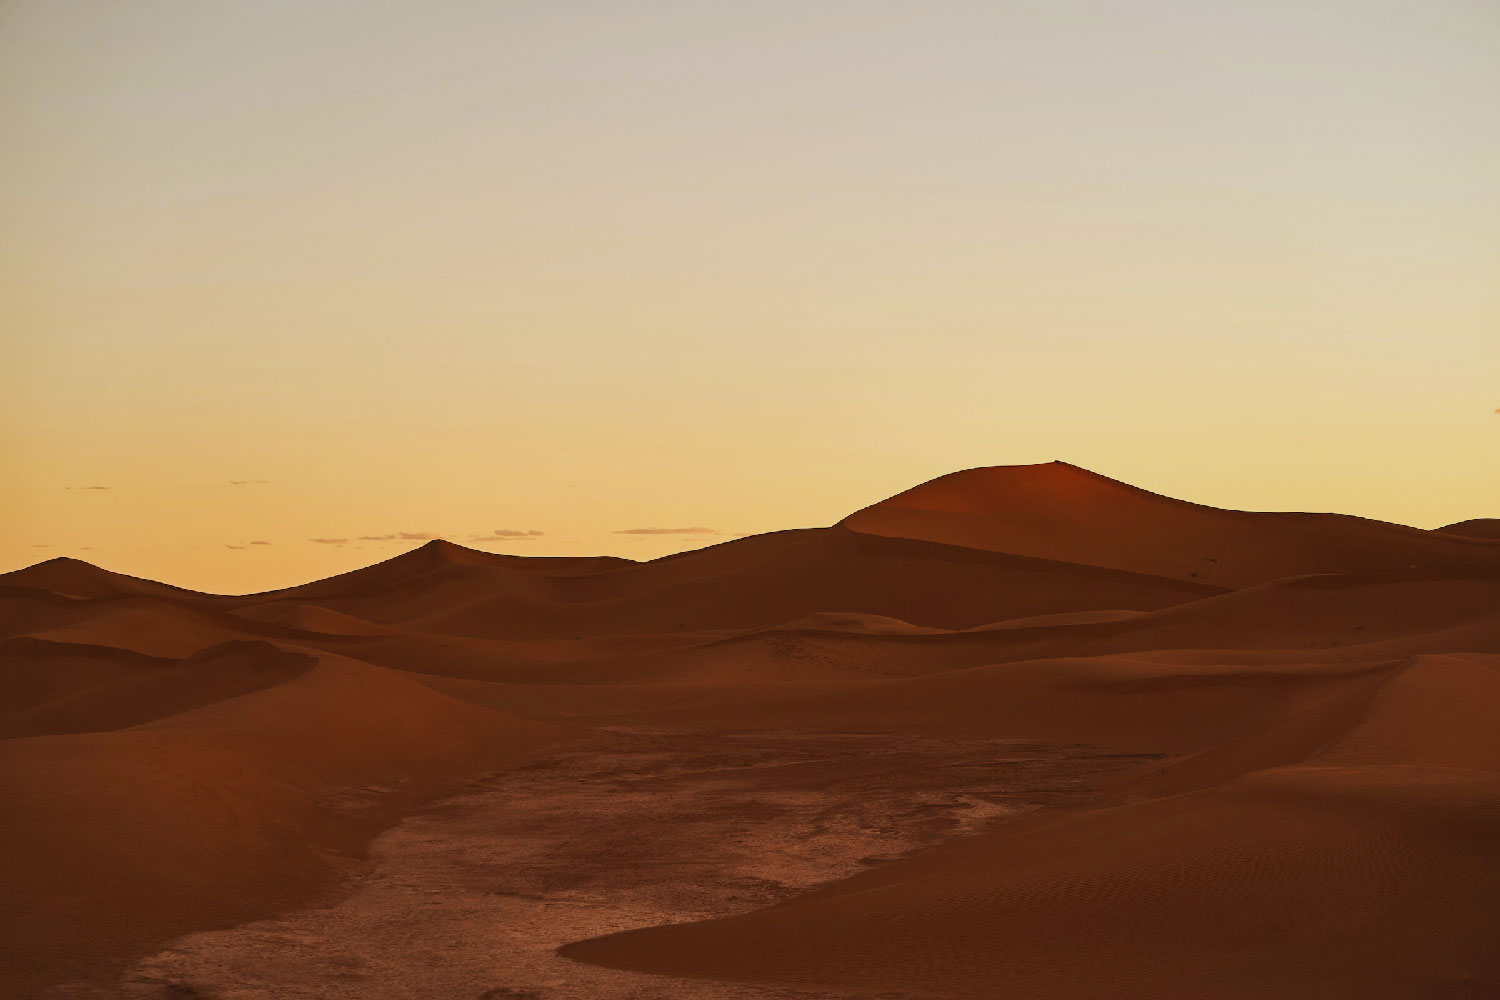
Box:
[0,639,315,739]
[0,651,580,997]
[1437,517,1500,540]
[558,653,1500,999]
[840,462,1500,587]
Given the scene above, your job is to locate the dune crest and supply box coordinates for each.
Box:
[1437,517,1500,540]
[841,461,1500,586]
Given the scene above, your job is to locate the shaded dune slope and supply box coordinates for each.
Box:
[841,462,1500,586]
[1438,517,1500,540]
[0,649,577,996]
[597,570,1500,688]
[561,654,1500,999]
[229,529,1219,639]
[0,638,314,739]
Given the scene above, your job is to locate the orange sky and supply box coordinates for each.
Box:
[3,1,1497,593]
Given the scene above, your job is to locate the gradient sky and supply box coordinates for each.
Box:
[3,0,1497,594]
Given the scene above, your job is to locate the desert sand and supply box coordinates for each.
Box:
[3,462,1499,998]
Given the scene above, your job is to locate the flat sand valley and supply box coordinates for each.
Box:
[109,731,1143,1000]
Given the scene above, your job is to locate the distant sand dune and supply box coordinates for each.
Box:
[227,527,1219,640]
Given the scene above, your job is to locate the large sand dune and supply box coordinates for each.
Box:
[2,462,1497,998]
[842,462,1500,586]
[1439,518,1500,540]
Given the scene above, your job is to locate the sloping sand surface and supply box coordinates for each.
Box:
[563,765,1500,1000]
[1437,518,1500,540]
[231,602,403,635]
[1,589,333,656]
[0,651,576,996]
[228,529,1218,638]
[0,639,313,739]
[561,655,1500,999]
[842,462,1500,586]
[0,557,223,602]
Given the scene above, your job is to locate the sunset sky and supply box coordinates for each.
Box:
[3,0,1497,593]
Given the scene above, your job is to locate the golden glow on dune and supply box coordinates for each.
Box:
[2,1,1497,593]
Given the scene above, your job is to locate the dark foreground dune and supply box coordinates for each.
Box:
[2,462,1498,998]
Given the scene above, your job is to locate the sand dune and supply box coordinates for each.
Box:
[0,585,338,653]
[562,569,1500,691]
[563,765,1500,1000]
[231,602,403,635]
[561,654,1500,998]
[0,649,577,996]
[229,529,1218,639]
[1438,518,1500,540]
[0,556,223,602]
[4,463,1498,998]
[0,638,314,740]
[842,461,1500,586]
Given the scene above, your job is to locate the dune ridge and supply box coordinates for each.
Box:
[1438,517,1500,540]
[841,461,1500,586]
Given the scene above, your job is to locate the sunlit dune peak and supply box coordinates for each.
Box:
[848,460,1180,518]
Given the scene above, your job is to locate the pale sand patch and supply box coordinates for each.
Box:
[115,730,1146,1000]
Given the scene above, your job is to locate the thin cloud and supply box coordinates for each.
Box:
[32,544,50,548]
[226,544,247,550]
[67,485,111,491]
[229,480,271,485]
[613,526,721,536]
[470,529,544,541]
[250,540,271,546]
[309,537,348,546]
[356,531,444,541]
